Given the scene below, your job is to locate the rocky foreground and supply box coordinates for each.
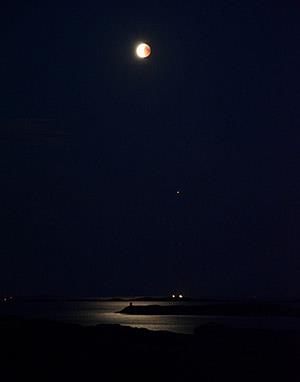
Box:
[1,316,299,381]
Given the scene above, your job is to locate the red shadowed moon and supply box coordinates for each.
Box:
[136,43,151,58]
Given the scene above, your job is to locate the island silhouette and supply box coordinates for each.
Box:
[119,302,300,316]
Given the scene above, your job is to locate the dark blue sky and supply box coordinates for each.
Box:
[1,1,299,298]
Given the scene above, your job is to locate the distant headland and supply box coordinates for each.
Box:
[119,302,300,317]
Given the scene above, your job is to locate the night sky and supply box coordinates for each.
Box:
[1,1,299,298]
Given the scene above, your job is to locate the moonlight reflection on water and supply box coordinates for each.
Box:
[1,300,300,334]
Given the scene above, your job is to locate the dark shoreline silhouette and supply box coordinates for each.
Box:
[119,303,300,317]
[1,315,299,381]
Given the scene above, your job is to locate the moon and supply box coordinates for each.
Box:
[136,43,151,58]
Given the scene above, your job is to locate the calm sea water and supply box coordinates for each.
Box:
[1,300,300,334]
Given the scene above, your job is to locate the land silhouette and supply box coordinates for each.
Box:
[120,302,300,316]
[1,315,299,381]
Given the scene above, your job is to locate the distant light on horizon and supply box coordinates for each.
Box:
[171,293,183,299]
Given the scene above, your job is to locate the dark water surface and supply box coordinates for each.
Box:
[1,300,300,334]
